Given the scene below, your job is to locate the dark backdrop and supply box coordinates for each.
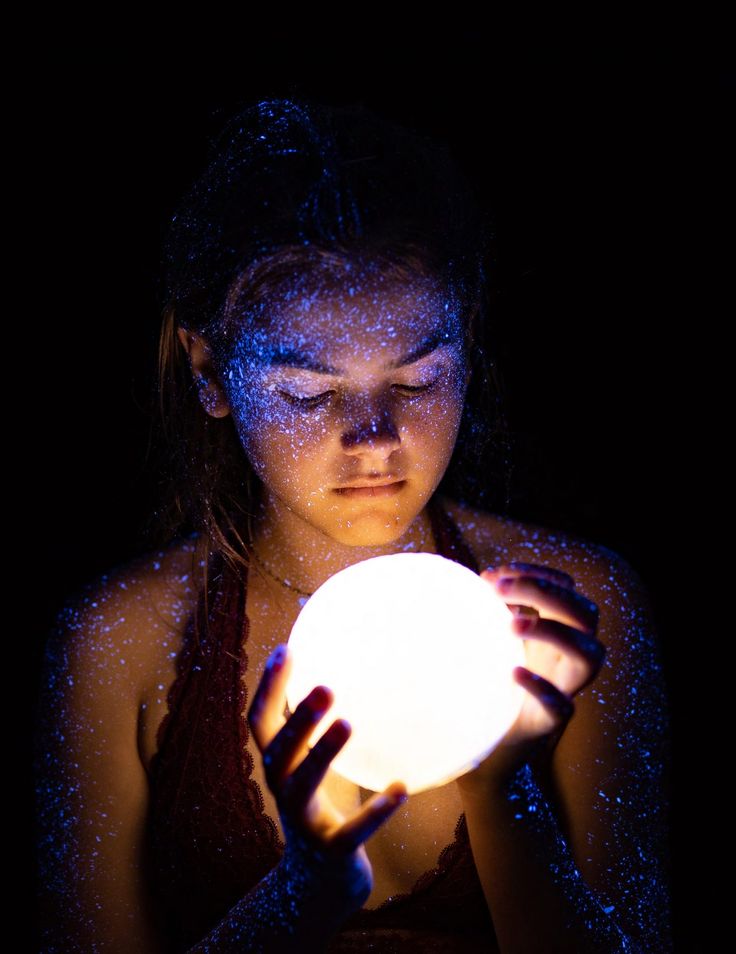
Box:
[25,35,728,952]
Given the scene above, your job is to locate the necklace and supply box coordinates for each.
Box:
[248,506,439,608]
[249,544,314,605]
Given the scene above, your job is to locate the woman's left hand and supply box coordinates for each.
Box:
[457,561,606,794]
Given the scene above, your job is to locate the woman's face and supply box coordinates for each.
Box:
[216,271,470,547]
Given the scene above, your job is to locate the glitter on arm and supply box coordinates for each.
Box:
[458,540,673,951]
[33,582,169,951]
[535,544,673,948]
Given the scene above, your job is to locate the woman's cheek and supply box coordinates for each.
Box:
[413,377,466,431]
[231,390,330,461]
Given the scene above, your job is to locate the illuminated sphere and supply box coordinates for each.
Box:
[284,552,526,795]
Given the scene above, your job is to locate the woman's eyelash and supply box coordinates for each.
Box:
[279,380,438,410]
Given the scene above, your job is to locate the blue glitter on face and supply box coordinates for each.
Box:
[200,266,472,553]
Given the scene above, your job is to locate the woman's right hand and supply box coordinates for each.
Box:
[247,642,409,911]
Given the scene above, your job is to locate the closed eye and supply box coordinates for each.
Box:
[279,381,438,410]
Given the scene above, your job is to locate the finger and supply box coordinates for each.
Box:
[247,643,293,751]
[513,666,574,724]
[328,783,409,856]
[495,575,599,632]
[281,717,353,813]
[508,603,540,621]
[512,616,606,674]
[263,685,335,788]
[482,562,576,589]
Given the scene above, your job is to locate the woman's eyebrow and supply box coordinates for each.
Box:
[262,327,456,376]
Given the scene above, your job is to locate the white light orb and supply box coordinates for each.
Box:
[284,552,526,795]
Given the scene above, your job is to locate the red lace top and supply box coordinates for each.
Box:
[144,496,499,952]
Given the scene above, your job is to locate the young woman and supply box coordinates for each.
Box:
[34,97,672,952]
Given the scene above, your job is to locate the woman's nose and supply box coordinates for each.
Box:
[341,406,401,457]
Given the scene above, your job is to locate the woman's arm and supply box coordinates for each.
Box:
[33,579,361,953]
[34,584,168,952]
[184,847,362,953]
[457,548,672,952]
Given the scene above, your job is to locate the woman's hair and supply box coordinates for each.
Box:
[142,96,513,606]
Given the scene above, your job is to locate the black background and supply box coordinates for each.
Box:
[25,33,729,952]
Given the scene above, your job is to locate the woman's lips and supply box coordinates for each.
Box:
[334,480,406,498]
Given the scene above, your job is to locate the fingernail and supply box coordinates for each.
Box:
[377,790,407,810]
[268,644,286,671]
[308,685,332,714]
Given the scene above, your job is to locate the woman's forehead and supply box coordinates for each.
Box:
[227,273,463,358]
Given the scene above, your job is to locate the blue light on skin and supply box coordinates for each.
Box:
[177,266,471,596]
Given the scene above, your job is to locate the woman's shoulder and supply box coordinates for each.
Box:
[441,496,661,658]
[436,493,521,563]
[50,533,204,683]
[92,532,200,619]
[436,493,617,581]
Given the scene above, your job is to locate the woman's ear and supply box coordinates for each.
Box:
[176,326,231,419]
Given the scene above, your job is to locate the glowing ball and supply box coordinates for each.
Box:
[284,552,526,795]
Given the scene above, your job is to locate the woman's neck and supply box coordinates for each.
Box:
[248,489,439,597]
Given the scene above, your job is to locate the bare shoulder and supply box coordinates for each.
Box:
[434,493,567,570]
[437,493,637,591]
[48,533,204,702]
[439,496,662,671]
